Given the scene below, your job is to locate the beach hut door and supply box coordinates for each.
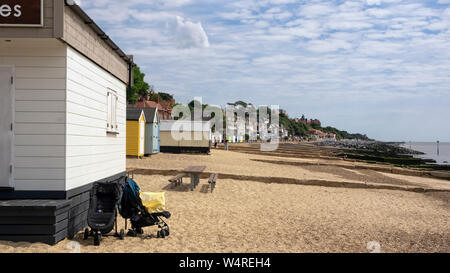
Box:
[139,121,145,155]
[0,66,14,189]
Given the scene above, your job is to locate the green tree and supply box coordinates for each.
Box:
[235,101,248,108]
[127,66,150,104]
[188,100,208,111]
[148,86,161,102]
[126,86,138,104]
[158,92,174,101]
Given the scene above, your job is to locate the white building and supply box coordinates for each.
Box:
[225,104,258,143]
[0,0,133,244]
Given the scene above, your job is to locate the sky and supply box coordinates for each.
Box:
[78,0,450,142]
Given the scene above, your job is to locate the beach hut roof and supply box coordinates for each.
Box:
[127,107,145,121]
[141,108,158,124]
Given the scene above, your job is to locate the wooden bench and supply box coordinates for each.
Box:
[169,173,185,188]
[208,173,219,193]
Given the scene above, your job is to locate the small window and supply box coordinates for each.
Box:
[107,89,119,134]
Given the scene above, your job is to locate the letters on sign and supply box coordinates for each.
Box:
[0,0,43,27]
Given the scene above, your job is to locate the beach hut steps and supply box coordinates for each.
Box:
[0,199,72,245]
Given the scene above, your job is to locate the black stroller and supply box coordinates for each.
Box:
[119,178,171,238]
[84,180,125,246]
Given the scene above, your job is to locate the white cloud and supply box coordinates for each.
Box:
[175,16,210,48]
[160,0,193,7]
[306,39,354,53]
[366,0,381,6]
[366,8,393,18]
[299,4,336,18]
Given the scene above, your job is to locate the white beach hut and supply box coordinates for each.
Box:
[160,120,212,154]
[0,0,133,244]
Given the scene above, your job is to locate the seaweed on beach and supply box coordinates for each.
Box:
[410,164,450,172]
[327,141,450,172]
[338,151,435,165]
[337,151,450,172]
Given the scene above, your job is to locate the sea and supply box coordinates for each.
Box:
[400,142,450,165]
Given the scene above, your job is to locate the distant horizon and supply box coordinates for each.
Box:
[377,139,450,143]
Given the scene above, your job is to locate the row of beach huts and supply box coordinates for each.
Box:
[126,107,212,157]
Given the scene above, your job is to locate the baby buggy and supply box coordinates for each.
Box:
[119,178,171,238]
[84,179,125,246]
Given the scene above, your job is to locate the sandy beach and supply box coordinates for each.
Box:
[1,144,449,253]
[2,0,449,257]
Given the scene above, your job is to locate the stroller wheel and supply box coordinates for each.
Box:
[83,229,89,240]
[164,228,170,237]
[157,230,165,239]
[119,229,125,240]
[94,232,102,246]
[127,230,137,237]
[136,227,144,235]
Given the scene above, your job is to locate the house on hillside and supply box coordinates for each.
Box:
[159,100,175,120]
[308,129,327,140]
[0,0,133,245]
[298,116,322,127]
[307,119,322,127]
[280,125,289,139]
[326,133,337,141]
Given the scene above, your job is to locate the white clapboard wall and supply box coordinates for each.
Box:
[0,39,126,192]
[0,39,67,191]
[65,47,126,191]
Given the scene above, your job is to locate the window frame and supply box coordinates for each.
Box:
[106,89,119,135]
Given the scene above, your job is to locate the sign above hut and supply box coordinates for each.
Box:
[0,0,43,27]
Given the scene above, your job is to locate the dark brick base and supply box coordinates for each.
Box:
[0,173,126,245]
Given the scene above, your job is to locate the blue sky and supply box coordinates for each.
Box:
[79,0,450,142]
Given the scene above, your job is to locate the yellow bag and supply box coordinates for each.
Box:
[140,192,166,213]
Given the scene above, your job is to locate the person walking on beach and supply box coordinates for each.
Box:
[225,138,229,151]
[214,138,218,149]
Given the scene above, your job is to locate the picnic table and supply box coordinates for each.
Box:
[183,166,206,191]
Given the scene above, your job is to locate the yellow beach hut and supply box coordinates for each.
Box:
[127,107,146,157]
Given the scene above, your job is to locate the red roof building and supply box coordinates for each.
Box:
[308,129,326,137]
[132,97,173,120]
